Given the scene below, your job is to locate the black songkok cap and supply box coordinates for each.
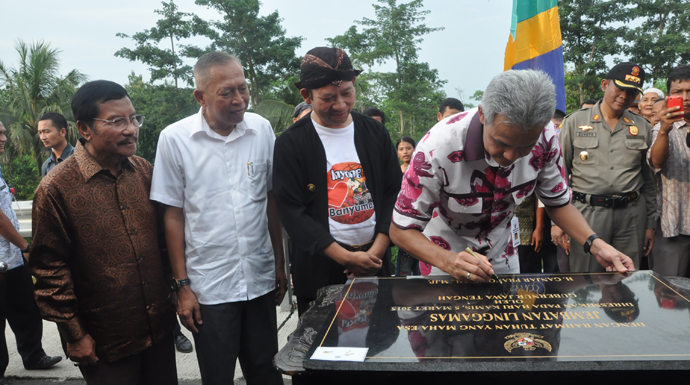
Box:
[606,62,645,93]
[295,47,363,89]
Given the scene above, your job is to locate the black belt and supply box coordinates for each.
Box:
[572,191,639,209]
[337,239,374,252]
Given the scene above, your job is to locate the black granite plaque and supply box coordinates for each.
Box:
[302,271,690,373]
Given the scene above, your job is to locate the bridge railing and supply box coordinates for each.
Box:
[13,200,32,238]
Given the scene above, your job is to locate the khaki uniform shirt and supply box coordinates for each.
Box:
[560,102,656,229]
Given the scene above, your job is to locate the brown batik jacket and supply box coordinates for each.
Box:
[30,140,173,362]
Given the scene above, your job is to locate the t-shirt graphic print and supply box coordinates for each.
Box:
[313,119,376,245]
[328,162,375,224]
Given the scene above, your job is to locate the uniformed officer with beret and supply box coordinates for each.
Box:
[553,62,656,272]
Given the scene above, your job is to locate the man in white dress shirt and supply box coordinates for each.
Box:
[151,52,286,385]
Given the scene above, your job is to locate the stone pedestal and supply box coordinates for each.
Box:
[275,271,690,384]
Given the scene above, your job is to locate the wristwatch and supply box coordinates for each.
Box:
[583,234,601,254]
[170,277,190,292]
[21,243,31,254]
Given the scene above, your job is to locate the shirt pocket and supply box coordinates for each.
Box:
[447,196,483,214]
[624,137,648,167]
[573,137,599,166]
[247,161,268,202]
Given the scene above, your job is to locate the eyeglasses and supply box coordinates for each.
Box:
[92,115,145,131]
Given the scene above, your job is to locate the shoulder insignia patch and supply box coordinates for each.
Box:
[592,114,601,122]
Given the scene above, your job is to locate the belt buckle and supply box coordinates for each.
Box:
[349,241,371,251]
[350,243,363,251]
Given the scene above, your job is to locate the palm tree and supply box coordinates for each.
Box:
[255,99,295,135]
[0,40,87,173]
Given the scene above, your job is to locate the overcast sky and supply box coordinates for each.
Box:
[1,0,512,102]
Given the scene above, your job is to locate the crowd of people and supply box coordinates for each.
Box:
[0,45,687,385]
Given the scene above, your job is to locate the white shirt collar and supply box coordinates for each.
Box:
[189,107,256,142]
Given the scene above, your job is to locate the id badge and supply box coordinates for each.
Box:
[510,216,521,248]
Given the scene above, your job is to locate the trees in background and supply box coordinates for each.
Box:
[559,0,628,111]
[0,40,86,174]
[328,0,446,142]
[559,0,690,112]
[124,73,199,163]
[192,0,304,111]
[115,0,201,88]
[2,0,689,190]
[623,0,690,85]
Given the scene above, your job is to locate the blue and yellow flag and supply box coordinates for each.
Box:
[504,0,566,113]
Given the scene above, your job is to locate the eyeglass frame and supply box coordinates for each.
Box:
[91,115,145,131]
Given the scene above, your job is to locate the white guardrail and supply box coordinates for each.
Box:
[12,200,294,310]
[13,200,32,238]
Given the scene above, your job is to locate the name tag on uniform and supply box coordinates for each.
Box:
[576,132,597,137]
[511,216,520,249]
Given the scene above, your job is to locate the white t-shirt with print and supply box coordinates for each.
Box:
[313,119,377,246]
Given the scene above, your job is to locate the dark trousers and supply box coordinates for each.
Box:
[650,220,690,278]
[173,315,183,336]
[79,333,177,385]
[194,291,283,385]
[296,296,314,317]
[0,264,47,374]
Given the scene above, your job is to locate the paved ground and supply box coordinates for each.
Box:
[9,200,298,384]
[3,302,298,384]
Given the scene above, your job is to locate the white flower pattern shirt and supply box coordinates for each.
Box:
[392,109,571,275]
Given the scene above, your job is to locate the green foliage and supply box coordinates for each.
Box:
[653,78,668,94]
[125,73,199,162]
[622,0,690,84]
[559,0,690,113]
[559,0,629,110]
[463,90,484,109]
[255,99,294,134]
[328,0,446,141]
[0,40,85,174]
[264,73,303,108]
[192,0,304,110]
[115,0,201,88]
[564,69,604,113]
[2,155,42,200]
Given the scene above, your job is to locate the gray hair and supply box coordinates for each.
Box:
[194,52,242,90]
[293,101,312,118]
[480,70,556,132]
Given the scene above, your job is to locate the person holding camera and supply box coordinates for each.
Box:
[647,65,690,278]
